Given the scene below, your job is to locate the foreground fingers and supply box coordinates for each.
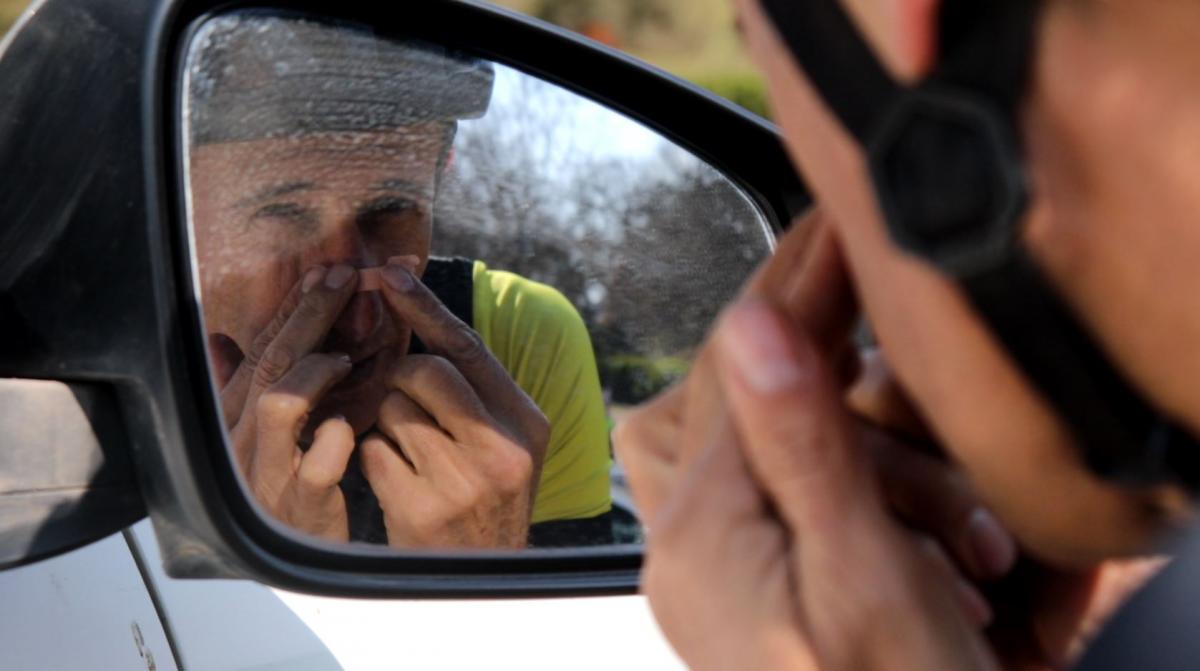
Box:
[847,348,932,441]
[707,299,997,669]
[865,424,1017,581]
[612,384,686,525]
[713,299,875,539]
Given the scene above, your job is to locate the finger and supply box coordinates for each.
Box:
[678,349,737,470]
[742,208,822,297]
[675,214,856,470]
[746,210,859,355]
[252,352,353,488]
[386,354,496,443]
[712,299,878,540]
[847,348,932,441]
[360,432,420,517]
[612,383,686,523]
[913,534,995,629]
[377,389,455,476]
[242,264,359,416]
[220,280,305,425]
[770,216,860,354]
[296,415,356,496]
[377,261,527,417]
[864,426,1017,580]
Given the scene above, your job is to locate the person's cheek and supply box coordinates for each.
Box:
[216,253,300,352]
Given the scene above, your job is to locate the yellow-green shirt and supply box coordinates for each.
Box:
[471,261,612,523]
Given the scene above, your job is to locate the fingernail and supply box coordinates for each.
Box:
[382,264,414,292]
[967,508,1017,578]
[722,301,810,393]
[302,266,326,293]
[326,264,355,289]
[956,578,994,628]
[331,352,351,365]
[388,255,420,272]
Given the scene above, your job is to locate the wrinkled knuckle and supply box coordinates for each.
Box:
[295,465,330,496]
[256,346,296,385]
[443,324,488,365]
[525,410,551,450]
[377,391,408,424]
[410,354,453,385]
[494,445,534,493]
[293,291,334,321]
[450,478,485,511]
[390,354,440,390]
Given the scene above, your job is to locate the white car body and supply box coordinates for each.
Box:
[1,520,683,670]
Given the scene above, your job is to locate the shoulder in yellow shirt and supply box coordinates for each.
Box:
[471,260,612,523]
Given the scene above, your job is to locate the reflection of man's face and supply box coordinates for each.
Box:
[191,124,448,435]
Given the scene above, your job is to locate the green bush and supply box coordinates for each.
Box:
[693,72,772,120]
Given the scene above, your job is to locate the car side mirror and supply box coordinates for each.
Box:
[0,0,808,596]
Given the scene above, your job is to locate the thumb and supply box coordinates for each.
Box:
[712,298,881,538]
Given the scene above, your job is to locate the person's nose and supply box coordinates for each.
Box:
[307,223,382,347]
[332,291,382,346]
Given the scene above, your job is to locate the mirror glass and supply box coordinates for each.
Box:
[182,12,775,552]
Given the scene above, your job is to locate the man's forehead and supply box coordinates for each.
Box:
[191,128,444,209]
[191,126,448,189]
[199,125,449,160]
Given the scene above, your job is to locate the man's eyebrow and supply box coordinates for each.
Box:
[234,181,320,209]
[372,179,431,199]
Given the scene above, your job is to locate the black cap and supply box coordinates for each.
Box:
[186,13,495,145]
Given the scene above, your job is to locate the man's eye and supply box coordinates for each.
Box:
[250,203,318,230]
[358,196,421,232]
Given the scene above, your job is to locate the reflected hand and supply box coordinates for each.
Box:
[217,264,361,542]
[360,259,550,549]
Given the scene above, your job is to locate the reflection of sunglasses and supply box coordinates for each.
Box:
[757,0,1200,489]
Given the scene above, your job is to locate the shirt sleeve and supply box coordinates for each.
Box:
[471,261,613,523]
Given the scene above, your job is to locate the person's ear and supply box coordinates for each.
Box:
[843,0,940,82]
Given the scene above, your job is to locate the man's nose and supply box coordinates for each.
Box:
[331,291,382,345]
[309,225,380,346]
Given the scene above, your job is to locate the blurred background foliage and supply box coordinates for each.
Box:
[495,0,770,118]
[0,0,26,35]
[0,0,770,118]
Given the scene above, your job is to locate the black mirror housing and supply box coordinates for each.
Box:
[0,0,808,596]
